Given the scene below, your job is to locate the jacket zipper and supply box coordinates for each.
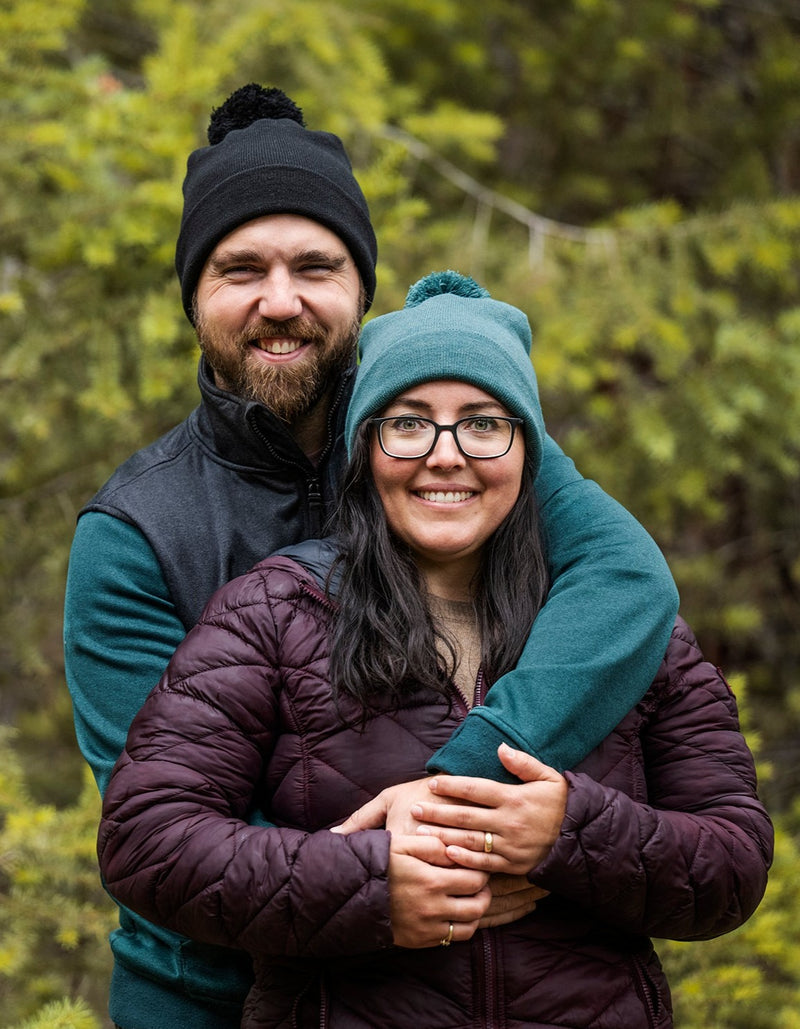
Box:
[631,953,660,1027]
[298,579,337,611]
[456,670,502,1029]
[285,606,494,1027]
[318,974,329,1029]
[481,928,500,1028]
[451,667,485,716]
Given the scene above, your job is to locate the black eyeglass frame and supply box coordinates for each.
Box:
[370,415,524,460]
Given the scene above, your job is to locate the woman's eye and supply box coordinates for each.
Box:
[391,418,426,433]
[465,417,498,433]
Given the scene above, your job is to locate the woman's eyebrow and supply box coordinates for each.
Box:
[384,397,508,415]
[458,400,507,414]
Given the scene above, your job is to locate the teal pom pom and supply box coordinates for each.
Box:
[404,270,490,309]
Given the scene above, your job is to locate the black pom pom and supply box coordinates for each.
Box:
[404,270,490,309]
[207,84,305,145]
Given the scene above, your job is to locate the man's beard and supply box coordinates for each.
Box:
[195,313,359,423]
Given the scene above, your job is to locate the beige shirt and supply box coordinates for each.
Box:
[428,595,482,706]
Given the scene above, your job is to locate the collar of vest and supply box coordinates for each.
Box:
[193,356,356,471]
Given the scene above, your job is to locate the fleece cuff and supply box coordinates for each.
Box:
[426,710,537,783]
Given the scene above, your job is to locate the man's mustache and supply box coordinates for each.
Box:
[244,317,328,343]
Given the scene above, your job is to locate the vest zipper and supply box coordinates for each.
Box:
[245,415,329,538]
[305,372,350,539]
[307,475,324,537]
[246,369,351,540]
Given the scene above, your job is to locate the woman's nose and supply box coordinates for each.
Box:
[425,428,465,469]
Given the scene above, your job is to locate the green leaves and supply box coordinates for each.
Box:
[0,732,115,1024]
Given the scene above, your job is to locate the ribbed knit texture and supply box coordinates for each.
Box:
[345,272,545,471]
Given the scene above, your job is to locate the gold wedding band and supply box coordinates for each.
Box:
[483,831,493,854]
[440,922,454,947]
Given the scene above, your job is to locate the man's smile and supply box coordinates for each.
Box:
[255,337,304,355]
[248,336,311,362]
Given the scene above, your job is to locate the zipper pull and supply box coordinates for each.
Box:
[307,476,323,534]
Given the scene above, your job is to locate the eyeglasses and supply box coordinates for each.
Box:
[371,415,523,460]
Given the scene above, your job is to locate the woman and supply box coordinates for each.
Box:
[98,272,772,1028]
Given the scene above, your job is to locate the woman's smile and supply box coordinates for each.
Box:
[414,487,477,504]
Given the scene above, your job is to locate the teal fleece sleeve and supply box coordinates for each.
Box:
[427,434,679,782]
[64,513,256,1028]
[64,512,185,795]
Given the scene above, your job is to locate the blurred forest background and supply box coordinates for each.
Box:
[1,0,799,1025]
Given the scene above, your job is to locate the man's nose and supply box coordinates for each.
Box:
[256,270,304,321]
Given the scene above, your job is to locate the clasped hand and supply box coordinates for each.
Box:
[331,743,567,948]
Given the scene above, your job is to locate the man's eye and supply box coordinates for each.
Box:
[223,265,257,277]
[299,263,335,275]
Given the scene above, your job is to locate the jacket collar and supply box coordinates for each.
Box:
[192,355,356,472]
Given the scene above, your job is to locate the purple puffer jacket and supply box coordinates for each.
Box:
[98,554,773,1029]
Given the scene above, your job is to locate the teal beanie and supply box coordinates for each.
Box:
[345,271,545,474]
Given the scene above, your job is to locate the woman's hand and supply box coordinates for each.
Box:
[413,744,568,876]
[388,834,491,948]
[330,777,461,837]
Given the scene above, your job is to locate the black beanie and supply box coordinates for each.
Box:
[175,84,378,323]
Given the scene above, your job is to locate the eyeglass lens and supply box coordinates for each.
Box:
[379,416,514,458]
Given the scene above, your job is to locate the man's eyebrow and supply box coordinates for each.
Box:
[206,248,349,272]
[206,248,263,272]
[294,249,348,268]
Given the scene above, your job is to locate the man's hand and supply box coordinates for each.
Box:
[388,835,491,948]
[481,873,549,929]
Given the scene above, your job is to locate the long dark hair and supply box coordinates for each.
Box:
[328,422,550,709]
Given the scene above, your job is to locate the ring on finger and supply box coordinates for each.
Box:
[483,831,493,854]
[440,922,454,947]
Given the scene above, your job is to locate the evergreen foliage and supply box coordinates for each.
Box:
[0,730,114,1024]
[1,0,797,1023]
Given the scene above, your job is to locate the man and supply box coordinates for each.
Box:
[65,84,678,1029]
